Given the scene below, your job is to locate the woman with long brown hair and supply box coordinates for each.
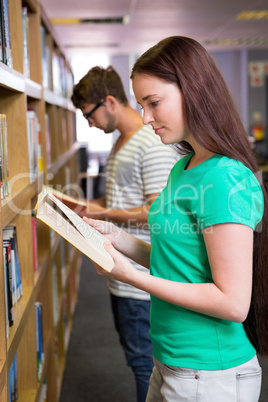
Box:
[84,36,268,401]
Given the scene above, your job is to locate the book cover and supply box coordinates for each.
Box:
[35,188,114,272]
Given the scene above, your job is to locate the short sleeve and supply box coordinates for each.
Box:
[197,167,264,230]
[142,144,179,195]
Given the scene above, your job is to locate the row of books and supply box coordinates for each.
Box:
[0,114,10,199]
[1,0,73,99]
[0,0,12,67]
[0,110,43,201]
[7,304,45,401]
[3,226,23,338]
[40,25,74,98]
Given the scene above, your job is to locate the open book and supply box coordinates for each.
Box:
[35,188,114,272]
[42,185,88,210]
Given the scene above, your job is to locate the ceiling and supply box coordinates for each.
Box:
[40,0,268,60]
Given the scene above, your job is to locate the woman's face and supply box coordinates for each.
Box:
[132,74,191,145]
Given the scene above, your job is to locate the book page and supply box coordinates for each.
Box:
[36,189,114,271]
[43,185,87,207]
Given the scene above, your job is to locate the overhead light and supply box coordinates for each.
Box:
[204,37,268,46]
[237,10,268,20]
[66,43,119,48]
[50,16,129,25]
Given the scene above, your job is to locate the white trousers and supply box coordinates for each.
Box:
[146,355,262,402]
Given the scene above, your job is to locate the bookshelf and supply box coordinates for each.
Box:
[0,1,82,401]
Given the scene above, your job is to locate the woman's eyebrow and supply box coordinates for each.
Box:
[142,94,157,101]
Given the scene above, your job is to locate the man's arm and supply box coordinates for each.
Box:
[83,192,159,225]
[57,191,158,225]
[54,193,106,215]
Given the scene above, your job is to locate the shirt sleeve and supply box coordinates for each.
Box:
[142,144,180,195]
[197,166,264,230]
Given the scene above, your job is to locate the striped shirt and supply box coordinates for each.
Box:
[105,125,180,299]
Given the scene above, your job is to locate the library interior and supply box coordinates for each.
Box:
[0,0,268,401]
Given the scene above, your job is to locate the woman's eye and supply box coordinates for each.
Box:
[150,101,159,107]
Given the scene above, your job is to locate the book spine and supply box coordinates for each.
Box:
[1,0,12,67]
[45,113,51,166]
[2,246,9,338]
[22,7,30,78]
[37,120,43,173]
[8,353,18,401]
[0,113,4,199]
[51,261,58,325]
[32,213,38,271]
[3,240,13,326]
[35,301,43,381]
[9,236,17,306]
[14,227,23,300]
[27,110,42,181]
[0,0,3,62]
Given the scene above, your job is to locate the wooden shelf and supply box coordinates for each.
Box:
[25,78,42,99]
[0,1,80,401]
[7,287,34,368]
[1,174,44,228]
[43,89,75,111]
[48,142,80,177]
[0,361,6,396]
[0,64,25,93]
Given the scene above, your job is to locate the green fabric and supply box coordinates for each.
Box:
[148,153,264,370]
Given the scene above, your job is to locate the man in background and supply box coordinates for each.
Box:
[66,65,179,402]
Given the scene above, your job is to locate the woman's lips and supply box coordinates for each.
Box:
[154,127,163,135]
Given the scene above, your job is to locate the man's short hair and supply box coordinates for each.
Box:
[71,65,129,109]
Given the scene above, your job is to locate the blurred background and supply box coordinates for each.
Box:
[39,0,268,180]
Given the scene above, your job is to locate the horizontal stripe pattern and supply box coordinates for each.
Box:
[105,125,180,299]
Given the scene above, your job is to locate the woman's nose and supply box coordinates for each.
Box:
[142,109,154,125]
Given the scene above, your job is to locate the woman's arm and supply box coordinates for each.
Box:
[98,222,253,323]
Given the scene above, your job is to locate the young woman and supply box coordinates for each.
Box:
[84,36,268,401]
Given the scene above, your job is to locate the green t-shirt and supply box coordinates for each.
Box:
[148,153,264,370]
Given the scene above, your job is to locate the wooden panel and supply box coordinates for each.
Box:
[28,3,42,84]
[9,0,24,73]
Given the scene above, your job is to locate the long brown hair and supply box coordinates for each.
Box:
[131,36,268,355]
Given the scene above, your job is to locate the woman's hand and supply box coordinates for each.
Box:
[83,216,151,270]
[83,217,124,248]
[92,242,137,284]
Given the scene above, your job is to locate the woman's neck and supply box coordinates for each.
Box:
[186,142,215,169]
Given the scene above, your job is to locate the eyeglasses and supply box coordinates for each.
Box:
[83,99,105,120]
